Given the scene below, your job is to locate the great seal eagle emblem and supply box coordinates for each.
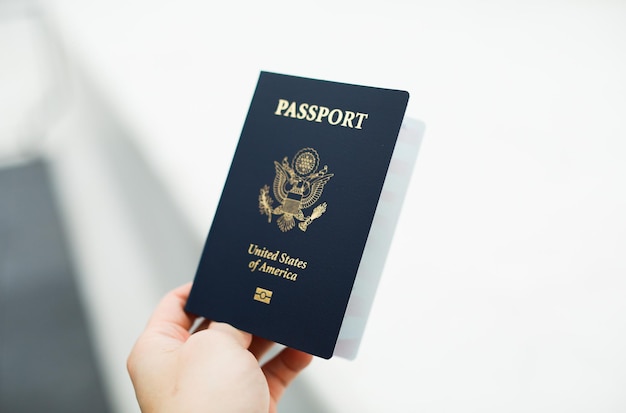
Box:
[259,148,333,232]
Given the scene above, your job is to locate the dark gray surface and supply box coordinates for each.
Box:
[0,159,111,413]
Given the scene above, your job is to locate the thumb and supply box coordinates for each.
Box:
[205,321,254,349]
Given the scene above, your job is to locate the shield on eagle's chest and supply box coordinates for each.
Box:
[282,191,302,215]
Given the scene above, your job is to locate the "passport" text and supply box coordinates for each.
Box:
[274,99,369,129]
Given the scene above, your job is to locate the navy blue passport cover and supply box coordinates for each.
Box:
[185,72,408,359]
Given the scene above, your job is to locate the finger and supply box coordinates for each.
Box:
[262,348,313,405]
[146,282,196,340]
[206,321,253,349]
[248,336,276,360]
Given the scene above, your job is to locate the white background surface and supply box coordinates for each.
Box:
[24,0,626,411]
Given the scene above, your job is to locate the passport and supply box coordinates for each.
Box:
[186,72,414,359]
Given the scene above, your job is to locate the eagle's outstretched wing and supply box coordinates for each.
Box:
[272,161,290,204]
[300,174,334,209]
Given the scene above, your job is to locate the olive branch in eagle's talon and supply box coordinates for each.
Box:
[259,185,274,222]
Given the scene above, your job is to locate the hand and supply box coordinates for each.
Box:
[127,283,313,413]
